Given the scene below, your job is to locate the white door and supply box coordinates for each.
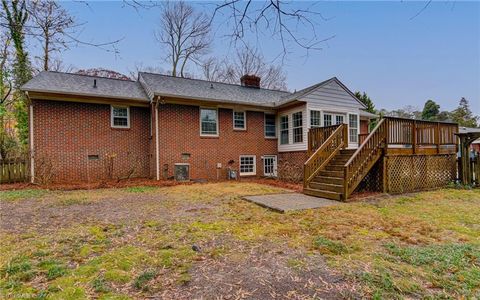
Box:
[263,155,277,177]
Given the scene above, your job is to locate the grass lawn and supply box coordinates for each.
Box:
[0,182,479,299]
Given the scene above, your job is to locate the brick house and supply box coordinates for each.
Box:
[22,71,376,183]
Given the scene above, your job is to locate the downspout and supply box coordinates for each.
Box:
[155,96,160,180]
[28,93,35,183]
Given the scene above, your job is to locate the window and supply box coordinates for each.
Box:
[264,114,276,137]
[323,113,332,127]
[280,115,289,145]
[336,115,345,125]
[111,106,130,128]
[349,114,359,143]
[233,111,246,130]
[239,155,256,176]
[292,111,303,143]
[310,110,321,128]
[200,108,218,136]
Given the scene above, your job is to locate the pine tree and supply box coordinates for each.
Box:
[421,100,440,121]
[354,91,376,114]
[451,98,479,127]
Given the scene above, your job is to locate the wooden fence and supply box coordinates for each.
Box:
[0,157,28,183]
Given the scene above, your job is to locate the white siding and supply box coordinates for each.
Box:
[301,80,364,110]
[300,80,364,149]
[278,104,308,152]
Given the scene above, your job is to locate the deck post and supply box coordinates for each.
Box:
[412,120,417,154]
[435,122,440,154]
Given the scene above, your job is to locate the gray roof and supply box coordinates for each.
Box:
[22,71,149,101]
[138,72,289,107]
[359,110,378,119]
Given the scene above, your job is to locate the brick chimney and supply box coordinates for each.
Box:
[240,74,261,88]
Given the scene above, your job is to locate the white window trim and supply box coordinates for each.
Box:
[111,105,130,129]
[309,109,322,128]
[292,111,303,144]
[200,107,219,137]
[262,155,277,177]
[348,112,360,144]
[279,114,289,145]
[264,113,277,138]
[233,110,247,130]
[239,155,256,176]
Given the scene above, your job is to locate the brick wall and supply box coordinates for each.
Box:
[32,100,150,182]
[277,151,308,182]
[156,103,278,180]
[360,119,369,134]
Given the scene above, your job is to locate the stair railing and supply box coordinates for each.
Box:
[304,124,348,187]
[343,118,387,200]
[307,124,343,156]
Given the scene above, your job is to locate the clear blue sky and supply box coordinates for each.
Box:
[54,1,480,115]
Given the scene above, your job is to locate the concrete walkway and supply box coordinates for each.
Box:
[243,193,341,213]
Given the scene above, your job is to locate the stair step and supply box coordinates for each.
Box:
[309,182,343,193]
[340,149,356,155]
[325,164,344,171]
[331,155,352,162]
[319,170,343,178]
[304,188,342,201]
[312,176,343,185]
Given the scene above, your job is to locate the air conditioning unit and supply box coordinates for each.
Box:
[174,163,190,181]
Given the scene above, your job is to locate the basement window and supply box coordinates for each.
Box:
[239,155,256,176]
[111,106,130,128]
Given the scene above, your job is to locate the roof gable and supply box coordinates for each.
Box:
[281,77,366,109]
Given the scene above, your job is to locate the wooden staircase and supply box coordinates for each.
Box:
[304,149,355,200]
[304,119,388,201]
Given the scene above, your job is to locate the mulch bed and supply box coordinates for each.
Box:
[0,177,303,192]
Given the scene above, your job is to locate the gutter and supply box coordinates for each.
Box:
[155,96,160,181]
[26,92,35,183]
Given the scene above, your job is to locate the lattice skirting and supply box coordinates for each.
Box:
[385,154,456,194]
[355,154,456,194]
[356,159,384,192]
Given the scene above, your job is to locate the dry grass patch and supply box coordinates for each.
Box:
[0,183,478,299]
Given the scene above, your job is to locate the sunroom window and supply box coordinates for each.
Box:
[292,111,303,143]
[280,115,289,145]
[349,114,359,143]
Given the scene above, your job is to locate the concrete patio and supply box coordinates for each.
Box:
[243,193,341,213]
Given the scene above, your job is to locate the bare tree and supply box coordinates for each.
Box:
[0,30,12,104]
[202,47,287,90]
[28,0,75,71]
[75,68,131,80]
[155,1,211,77]
[211,0,333,57]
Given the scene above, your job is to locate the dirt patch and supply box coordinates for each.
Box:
[164,243,358,299]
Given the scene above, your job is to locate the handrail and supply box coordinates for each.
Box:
[304,124,347,187]
[307,124,342,156]
[343,118,387,199]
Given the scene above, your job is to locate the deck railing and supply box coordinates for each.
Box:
[304,124,348,187]
[307,125,342,156]
[343,119,387,199]
[384,117,458,153]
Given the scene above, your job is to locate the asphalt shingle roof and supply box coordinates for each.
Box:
[138,72,290,107]
[22,71,149,101]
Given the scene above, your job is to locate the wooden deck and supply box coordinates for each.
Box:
[304,117,458,201]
